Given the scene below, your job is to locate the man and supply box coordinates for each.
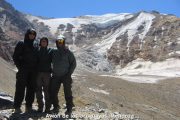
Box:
[50,35,76,116]
[36,37,52,113]
[13,29,38,113]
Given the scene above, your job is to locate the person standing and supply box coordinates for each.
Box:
[13,29,38,113]
[36,37,52,113]
[50,35,76,116]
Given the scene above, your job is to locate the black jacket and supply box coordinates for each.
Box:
[13,40,38,70]
[37,47,52,72]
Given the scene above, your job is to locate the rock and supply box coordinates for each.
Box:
[113,112,120,115]
[98,109,105,113]
[120,104,123,107]
[0,114,8,120]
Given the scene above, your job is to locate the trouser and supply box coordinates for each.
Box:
[36,72,51,110]
[50,74,74,109]
[13,68,37,108]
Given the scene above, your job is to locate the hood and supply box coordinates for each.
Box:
[24,28,37,46]
[24,28,37,41]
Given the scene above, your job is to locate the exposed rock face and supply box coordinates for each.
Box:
[29,18,54,40]
[0,0,33,61]
[0,0,53,61]
[107,14,180,67]
[0,0,34,40]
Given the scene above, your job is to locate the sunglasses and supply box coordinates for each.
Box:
[57,39,64,44]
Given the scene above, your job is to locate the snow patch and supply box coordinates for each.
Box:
[0,7,5,11]
[154,36,157,41]
[0,93,13,102]
[169,51,180,56]
[89,88,109,95]
[26,13,133,35]
[111,58,180,83]
[78,49,113,72]
[87,13,133,28]
[177,38,180,44]
[95,12,155,55]
[124,12,155,49]
[100,75,166,83]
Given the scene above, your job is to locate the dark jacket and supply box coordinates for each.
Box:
[13,40,38,70]
[13,29,38,70]
[37,47,52,72]
[52,48,76,77]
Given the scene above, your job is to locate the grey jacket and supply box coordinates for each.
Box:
[52,48,76,77]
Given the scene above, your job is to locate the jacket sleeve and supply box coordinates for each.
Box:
[12,41,24,69]
[68,51,77,75]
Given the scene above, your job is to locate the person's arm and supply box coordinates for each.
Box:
[49,48,54,72]
[68,51,76,76]
[13,41,24,69]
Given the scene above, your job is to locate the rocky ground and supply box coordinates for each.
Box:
[70,68,180,120]
[0,61,180,120]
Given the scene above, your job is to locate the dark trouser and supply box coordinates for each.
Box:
[50,74,74,109]
[36,72,51,110]
[13,68,37,109]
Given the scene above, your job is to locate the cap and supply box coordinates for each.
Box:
[57,34,65,40]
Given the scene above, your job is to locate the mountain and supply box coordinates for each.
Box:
[0,0,32,61]
[26,11,180,78]
[0,0,54,61]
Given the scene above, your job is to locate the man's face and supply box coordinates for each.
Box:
[56,39,64,47]
[40,39,48,47]
[28,33,36,40]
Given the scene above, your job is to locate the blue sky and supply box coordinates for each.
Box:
[6,0,180,18]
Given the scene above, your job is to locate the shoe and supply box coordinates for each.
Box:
[14,108,22,113]
[45,109,50,113]
[37,108,43,113]
[25,107,33,113]
[65,108,72,118]
[51,107,59,113]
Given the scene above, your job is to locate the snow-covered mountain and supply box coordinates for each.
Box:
[25,11,180,82]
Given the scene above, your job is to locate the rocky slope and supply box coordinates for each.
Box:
[0,0,53,61]
[0,57,15,95]
[0,0,32,61]
[108,12,180,67]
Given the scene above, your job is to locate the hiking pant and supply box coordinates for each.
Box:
[13,68,37,108]
[36,72,51,110]
[50,74,74,109]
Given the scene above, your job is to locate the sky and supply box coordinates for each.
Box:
[6,0,180,18]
